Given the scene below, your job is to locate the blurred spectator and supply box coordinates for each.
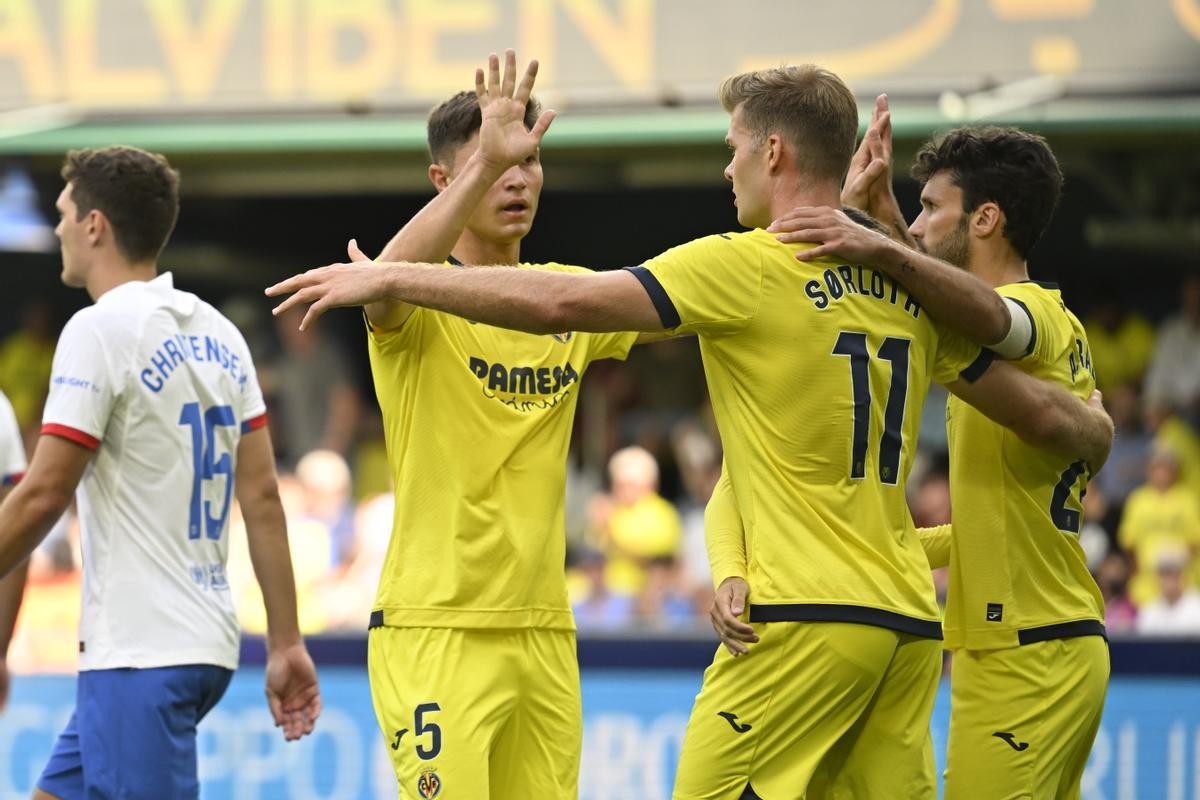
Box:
[1095,552,1138,634]
[0,300,56,440]
[593,446,683,596]
[1083,300,1156,394]
[1143,275,1200,429]
[671,422,720,597]
[264,305,363,465]
[1136,546,1200,637]
[1078,485,1111,571]
[569,549,634,629]
[634,556,697,627]
[1093,382,1154,510]
[320,491,394,630]
[1118,448,1200,606]
[295,449,356,567]
[910,467,952,607]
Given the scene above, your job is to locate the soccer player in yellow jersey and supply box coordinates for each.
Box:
[772,119,1112,798]
[269,60,1111,799]
[332,54,639,798]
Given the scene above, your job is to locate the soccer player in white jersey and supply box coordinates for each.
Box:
[0,388,28,711]
[0,146,321,800]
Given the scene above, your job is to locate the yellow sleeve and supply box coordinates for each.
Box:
[917,524,952,569]
[632,234,763,336]
[931,322,992,387]
[705,465,748,589]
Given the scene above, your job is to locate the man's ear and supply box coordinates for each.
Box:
[765,133,785,174]
[85,209,106,247]
[429,163,452,193]
[971,201,1003,239]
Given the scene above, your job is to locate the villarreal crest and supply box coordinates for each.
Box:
[417,769,442,798]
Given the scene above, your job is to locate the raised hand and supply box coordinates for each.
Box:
[842,94,894,215]
[475,49,557,171]
[265,642,322,742]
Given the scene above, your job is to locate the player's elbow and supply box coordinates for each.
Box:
[538,285,590,334]
[21,479,74,530]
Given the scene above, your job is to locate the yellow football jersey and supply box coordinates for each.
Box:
[368,262,637,630]
[942,281,1105,650]
[635,229,986,635]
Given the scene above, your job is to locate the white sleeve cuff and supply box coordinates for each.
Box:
[991,296,1035,359]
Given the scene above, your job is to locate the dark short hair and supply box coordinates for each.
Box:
[61,146,180,264]
[426,90,542,167]
[842,206,889,236]
[718,64,858,183]
[911,127,1063,259]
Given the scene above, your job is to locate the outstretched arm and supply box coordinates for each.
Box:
[268,261,665,335]
[365,49,556,330]
[947,362,1113,474]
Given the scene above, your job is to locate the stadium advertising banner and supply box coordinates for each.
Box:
[4,670,1200,799]
[0,0,1198,113]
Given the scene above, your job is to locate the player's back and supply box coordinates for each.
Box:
[42,273,265,670]
[943,282,1105,649]
[638,229,985,629]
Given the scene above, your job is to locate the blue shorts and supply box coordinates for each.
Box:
[38,664,232,800]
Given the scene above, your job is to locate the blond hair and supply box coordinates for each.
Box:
[719,64,858,182]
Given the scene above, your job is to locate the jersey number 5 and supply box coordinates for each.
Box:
[178,402,236,540]
[832,332,912,485]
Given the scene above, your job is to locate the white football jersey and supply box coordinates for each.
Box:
[0,389,26,487]
[42,273,266,671]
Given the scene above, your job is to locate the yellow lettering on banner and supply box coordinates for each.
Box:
[738,0,960,83]
[146,0,246,101]
[264,0,297,99]
[305,0,394,100]
[558,0,652,89]
[403,0,499,96]
[63,0,168,105]
[0,0,58,102]
[988,0,1093,19]
[517,0,554,87]
[1174,0,1200,41]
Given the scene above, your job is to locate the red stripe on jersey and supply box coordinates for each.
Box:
[241,413,268,434]
[42,423,101,450]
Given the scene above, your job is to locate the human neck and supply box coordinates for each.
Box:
[763,178,843,229]
[86,257,158,301]
[450,229,521,266]
[969,247,1029,289]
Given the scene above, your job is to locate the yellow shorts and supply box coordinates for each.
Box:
[672,621,942,800]
[944,634,1109,800]
[367,625,581,800]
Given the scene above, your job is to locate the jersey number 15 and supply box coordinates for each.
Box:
[178,402,235,541]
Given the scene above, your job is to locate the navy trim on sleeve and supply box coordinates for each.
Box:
[959,349,997,383]
[1008,297,1038,358]
[368,610,384,630]
[748,603,942,639]
[1019,279,1059,290]
[624,266,682,329]
[447,254,465,267]
[1018,619,1106,645]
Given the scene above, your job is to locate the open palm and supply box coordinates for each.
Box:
[475,49,556,169]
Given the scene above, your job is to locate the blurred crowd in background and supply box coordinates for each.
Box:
[5,273,1200,674]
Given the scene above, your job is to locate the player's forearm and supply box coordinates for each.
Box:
[867,193,917,250]
[378,264,657,334]
[376,154,505,265]
[244,498,304,651]
[875,243,1011,347]
[0,557,29,655]
[0,481,72,580]
[917,525,952,569]
[704,470,748,588]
